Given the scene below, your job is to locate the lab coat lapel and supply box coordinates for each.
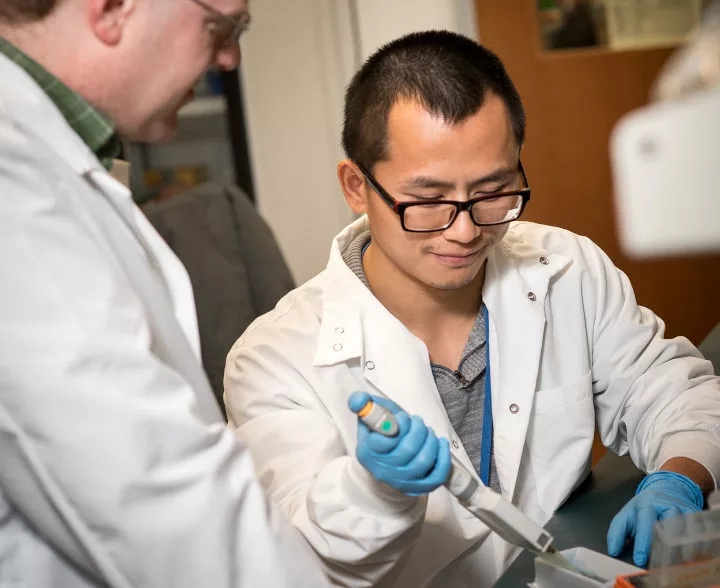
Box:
[360,301,456,441]
[313,219,482,474]
[315,238,449,434]
[81,173,219,422]
[1,59,218,422]
[483,232,570,500]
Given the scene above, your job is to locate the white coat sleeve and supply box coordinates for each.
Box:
[0,125,330,588]
[225,336,427,588]
[580,237,720,486]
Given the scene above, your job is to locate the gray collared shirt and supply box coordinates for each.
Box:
[343,231,500,491]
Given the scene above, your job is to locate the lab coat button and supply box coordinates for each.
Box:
[452,439,460,449]
[333,343,343,351]
[335,327,345,334]
[509,403,519,414]
[539,256,549,265]
[527,292,537,302]
[365,361,375,370]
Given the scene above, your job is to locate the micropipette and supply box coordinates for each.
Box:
[353,397,604,579]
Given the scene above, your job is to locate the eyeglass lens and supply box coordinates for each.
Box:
[403,194,524,230]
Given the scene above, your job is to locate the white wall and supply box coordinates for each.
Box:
[354,0,479,59]
[240,0,479,285]
[239,0,356,285]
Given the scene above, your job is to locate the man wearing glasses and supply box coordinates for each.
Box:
[0,1,331,587]
[225,31,720,587]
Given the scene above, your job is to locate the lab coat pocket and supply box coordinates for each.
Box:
[527,370,594,514]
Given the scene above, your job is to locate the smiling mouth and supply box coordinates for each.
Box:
[430,250,483,267]
[433,250,480,259]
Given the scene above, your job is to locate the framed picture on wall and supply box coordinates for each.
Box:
[537,0,708,52]
[606,0,704,50]
[537,0,608,50]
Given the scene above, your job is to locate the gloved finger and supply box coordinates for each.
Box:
[607,500,637,557]
[348,391,403,415]
[401,427,439,480]
[404,438,452,496]
[633,503,659,567]
[658,505,682,521]
[348,391,372,415]
[383,415,429,467]
[365,412,412,454]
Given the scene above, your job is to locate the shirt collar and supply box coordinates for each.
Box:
[0,37,122,170]
[314,218,573,366]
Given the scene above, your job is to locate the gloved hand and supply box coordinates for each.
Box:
[607,471,704,567]
[348,391,451,496]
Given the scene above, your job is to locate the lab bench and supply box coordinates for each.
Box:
[494,452,645,587]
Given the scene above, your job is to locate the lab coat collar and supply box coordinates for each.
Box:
[314,216,572,367]
[313,217,377,367]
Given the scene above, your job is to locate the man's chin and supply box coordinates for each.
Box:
[122,116,179,144]
[426,276,480,291]
[422,256,489,291]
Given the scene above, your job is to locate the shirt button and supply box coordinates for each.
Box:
[365,361,375,370]
[509,403,519,414]
[452,439,460,449]
[333,343,343,351]
[539,256,549,265]
[527,292,537,302]
[335,327,345,334]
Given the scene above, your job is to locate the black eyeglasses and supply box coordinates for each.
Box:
[189,0,251,48]
[356,162,531,233]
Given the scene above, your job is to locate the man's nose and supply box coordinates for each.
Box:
[443,209,481,243]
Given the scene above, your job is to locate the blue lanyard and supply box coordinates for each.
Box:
[479,304,493,486]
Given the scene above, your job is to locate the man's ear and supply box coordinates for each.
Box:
[338,160,369,215]
[87,0,135,46]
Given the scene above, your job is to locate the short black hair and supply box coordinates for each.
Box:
[0,0,58,23]
[342,30,525,171]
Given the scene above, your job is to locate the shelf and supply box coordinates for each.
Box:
[179,96,227,118]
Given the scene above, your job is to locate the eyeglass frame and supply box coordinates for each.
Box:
[355,161,532,233]
[188,0,251,48]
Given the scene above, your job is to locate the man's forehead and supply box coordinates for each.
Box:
[378,98,518,183]
[387,97,507,143]
[387,94,508,129]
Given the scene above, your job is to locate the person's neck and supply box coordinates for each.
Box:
[1,25,104,111]
[1,22,65,71]
[363,242,485,342]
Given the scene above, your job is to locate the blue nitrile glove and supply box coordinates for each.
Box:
[348,391,451,496]
[607,471,704,567]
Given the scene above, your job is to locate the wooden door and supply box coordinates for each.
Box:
[474,1,719,344]
[474,1,720,465]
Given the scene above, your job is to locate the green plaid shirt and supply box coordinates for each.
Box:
[0,38,122,170]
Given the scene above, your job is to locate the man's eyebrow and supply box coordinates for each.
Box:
[467,167,518,189]
[401,177,455,191]
[401,167,518,191]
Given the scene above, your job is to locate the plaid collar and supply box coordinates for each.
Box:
[0,37,122,170]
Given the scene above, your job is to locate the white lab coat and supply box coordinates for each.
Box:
[0,54,331,587]
[225,216,720,588]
